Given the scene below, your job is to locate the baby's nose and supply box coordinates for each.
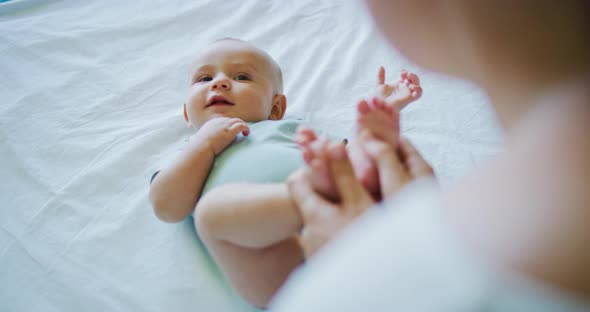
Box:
[211,79,230,90]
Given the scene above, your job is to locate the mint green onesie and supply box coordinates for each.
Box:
[195,119,306,215]
[189,119,342,310]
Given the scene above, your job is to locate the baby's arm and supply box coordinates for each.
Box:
[149,117,250,223]
[195,183,304,308]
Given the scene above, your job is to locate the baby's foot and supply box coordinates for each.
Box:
[348,97,400,199]
[294,126,339,201]
[375,66,423,111]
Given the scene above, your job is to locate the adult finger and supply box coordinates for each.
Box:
[377,66,385,85]
[356,99,371,115]
[399,137,434,178]
[326,142,373,210]
[300,144,314,165]
[359,131,409,197]
[287,169,334,222]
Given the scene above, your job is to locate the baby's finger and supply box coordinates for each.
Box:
[229,118,245,125]
[399,137,434,178]
[377,66,385,85]
[228,122,250,137]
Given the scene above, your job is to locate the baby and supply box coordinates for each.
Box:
[148,38,422,308]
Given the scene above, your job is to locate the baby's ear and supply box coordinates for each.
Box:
[269,94,287,120]
[183,104,193,128]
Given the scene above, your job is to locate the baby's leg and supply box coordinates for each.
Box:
[296,71,422,200]
[348,98,401,198]
[295,127,339,201]
[295,100,400,200]
[194,183,304,308]
[377,68,423,110]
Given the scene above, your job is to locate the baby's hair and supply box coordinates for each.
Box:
[209,37,284,94]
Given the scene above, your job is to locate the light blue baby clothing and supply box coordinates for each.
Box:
[198,119,306,199]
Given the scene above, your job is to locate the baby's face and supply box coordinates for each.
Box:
[185,40,279,128]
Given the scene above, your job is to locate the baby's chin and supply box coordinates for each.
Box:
[199,111,238,124]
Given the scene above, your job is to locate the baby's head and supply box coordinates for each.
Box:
[184,38,286,129]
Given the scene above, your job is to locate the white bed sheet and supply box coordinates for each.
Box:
[0,0,502,311]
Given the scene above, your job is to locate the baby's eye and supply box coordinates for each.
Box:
[197,75,212,82]
[234,74,250,81]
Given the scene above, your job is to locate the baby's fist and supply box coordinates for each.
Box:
[193,117,250,155]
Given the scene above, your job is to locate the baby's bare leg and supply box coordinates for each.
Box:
[348,98,401,199]
[296,69,422,201]
[194,183,304,308]
[295,127,339,201]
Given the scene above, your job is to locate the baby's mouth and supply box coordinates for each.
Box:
[207,95,235,107]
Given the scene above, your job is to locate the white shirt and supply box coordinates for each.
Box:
[270,179,589,312]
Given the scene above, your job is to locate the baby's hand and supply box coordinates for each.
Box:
[374,66,422,111]
[191,117,250,155]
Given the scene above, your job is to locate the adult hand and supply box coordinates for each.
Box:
[358,130,434,198]
[288,134,434,257]
[288,142,374,258]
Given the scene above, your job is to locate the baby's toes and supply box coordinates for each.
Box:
[309,136,328,154]
[370,97,387,111]
[409,84,423,98]
[406,71,420,84]
[356,99,371,115]
[295,125,317,146]
[400,69,408,81]
[301,145,315,165]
